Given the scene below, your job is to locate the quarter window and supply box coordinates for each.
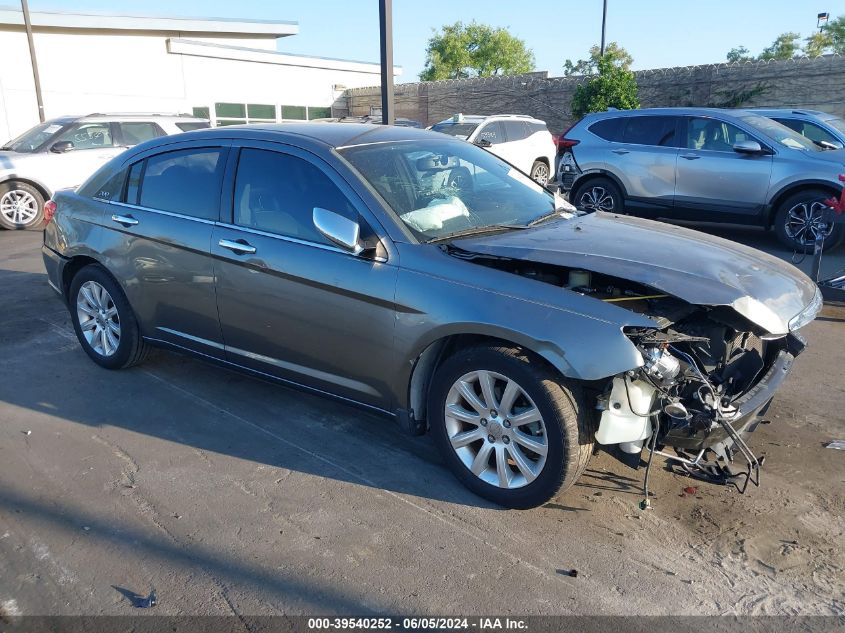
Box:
[589,118,625,142]
[233,148,356,244]
[137,148,226,220]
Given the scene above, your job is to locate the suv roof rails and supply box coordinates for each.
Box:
[84,112,198,118]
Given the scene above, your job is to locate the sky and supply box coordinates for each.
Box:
[24,0,845,81]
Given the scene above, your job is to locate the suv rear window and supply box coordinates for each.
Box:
[589,118,625,142]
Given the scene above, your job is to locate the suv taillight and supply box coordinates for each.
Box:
[44,200,57,223]
[558,138,580,149]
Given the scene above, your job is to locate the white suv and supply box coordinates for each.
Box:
[0,113,210,229]
[430,114,557,185]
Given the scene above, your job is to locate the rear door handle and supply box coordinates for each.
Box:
[611,149,630,155]
[111,214,139,227]
[680,154,701,160]
[219,238,257,255]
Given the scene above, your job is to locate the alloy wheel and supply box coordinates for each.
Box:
[578,186,615,212]
[784,200,834,247]
[444,370,548,489]
[0,189,39,226]
[531,163,550,185]
[76,281,121,357]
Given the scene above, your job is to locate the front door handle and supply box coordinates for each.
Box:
[680,154,701,160]
[611,149,630,155]
[111,214,139,227]
[219,238,257,255]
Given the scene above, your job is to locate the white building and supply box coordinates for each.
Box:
[0,5,400,140]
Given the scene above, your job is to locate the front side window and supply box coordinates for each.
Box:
[233,148,356,244]
[138,148,225,219]
[623,116,678,147]
[686,117,755,152]
[340,138,558,241]
[119,122,164,146]
[738,115,819,151]
[54,123,114,150]
[774,118,840,147]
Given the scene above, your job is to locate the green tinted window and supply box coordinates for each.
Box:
[215,103,246,118]
[192,106,210,119]
[308,107,332,120]
[281,105,307,120]
[216,119,243,126]
[248,104,276,119]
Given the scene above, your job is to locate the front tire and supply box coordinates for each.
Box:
[774,189,845,252]
[69,264,150,369]
[571,177,623,214]
[0,181,45,230]
[428,345,593,509]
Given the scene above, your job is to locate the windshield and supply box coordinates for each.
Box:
[430,122,480,138]
[339,138,558,241]
[739,115,821,151]
[2,121,68,153]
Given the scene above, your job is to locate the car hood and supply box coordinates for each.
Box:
[0,150,22,171]
[453,212,819,335]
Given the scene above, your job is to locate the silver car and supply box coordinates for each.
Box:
[43,123,820,508]
[0,113,209,230]
[558,107,845,250]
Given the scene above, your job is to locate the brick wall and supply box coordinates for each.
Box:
[338,55,845,133]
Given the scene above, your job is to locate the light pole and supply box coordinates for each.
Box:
[600,0,608,56]
[21,0,45,122]
[818,12,830,32]
[379,0,394,125]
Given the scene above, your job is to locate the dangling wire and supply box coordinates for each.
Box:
[640,413,660,510]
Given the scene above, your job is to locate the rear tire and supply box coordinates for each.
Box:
[69,264,150,369]
[0,181,45,230]
[571,177,624,214]
[774,189,845,252]
[530,160,550,186]
[428,344,593,509]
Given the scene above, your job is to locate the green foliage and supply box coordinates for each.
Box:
[821,16,845,53]
[570,55,640,119]
[726,46,753,63]
[804,32,833,57]
[563,42,632,76]
[758,32,802,60]
[420,22,535,81]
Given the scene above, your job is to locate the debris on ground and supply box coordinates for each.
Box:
[825,440,845,450]
[556,569,578,578]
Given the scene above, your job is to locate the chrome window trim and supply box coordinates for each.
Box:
[107,200,217,225]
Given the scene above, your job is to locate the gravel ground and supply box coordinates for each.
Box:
[0,228,843,617]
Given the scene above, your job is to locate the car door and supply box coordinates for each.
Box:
[499,120,532,172]
[211,142,399,409]
[41,122,124,191]
[673,116,773,221]
[98,141,229,358]
[607,115,681,212]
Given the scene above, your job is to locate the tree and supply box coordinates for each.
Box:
[420,22,534,81]
[726,46,753,63]
[570,55,640,119]
[563,42,632,76]
[758,32,801,60]
[821,15,845,53]
[804,32,833,57]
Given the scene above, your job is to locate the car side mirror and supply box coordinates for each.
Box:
[313,207,363,254]
[474,138,492,148]
[50,141,74,153]
[733,140,763,154]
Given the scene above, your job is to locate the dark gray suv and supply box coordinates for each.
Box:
[43,124,820,508]
[558,107,845,250]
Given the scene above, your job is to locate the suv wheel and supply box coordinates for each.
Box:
[774,189,845,252]
[428,345,593,509]
[572,177,623,214]
[0,181,44,230]
[69,264,150,369]
[530,160,550,185]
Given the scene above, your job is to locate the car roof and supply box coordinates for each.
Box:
[170,122,444,150]
[49,113,207,123]
[747,108,838,121]
[434,114,546,125]
[583,107,759,119]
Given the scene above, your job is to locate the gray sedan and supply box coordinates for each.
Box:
[42,124,820,508]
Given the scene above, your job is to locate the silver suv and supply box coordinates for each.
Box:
[751,108,845,150]
[557,107,845,250]
[0,113,209,230]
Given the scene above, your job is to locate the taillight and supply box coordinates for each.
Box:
[555,124,579,152]
[44,200,57,223]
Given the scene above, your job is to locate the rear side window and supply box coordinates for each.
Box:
[622,116,678,146]
[176,122,212,132]
[589,118,625,141]
[477,121,506,145]
[119,122,164,146]
[137,148,225,220]
[502,121,529,142]
[233,148,356,245]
